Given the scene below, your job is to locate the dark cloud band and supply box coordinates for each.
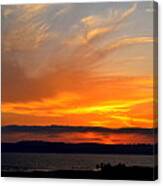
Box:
[2,125,157,136]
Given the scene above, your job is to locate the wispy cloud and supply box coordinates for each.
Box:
[105,36,153,52]
[117,3,137,23]
[72,3,137,45]
[84,27,112,43]
[2,5,56,52]
[55,5,72,17]
[65,35,153,72]
[81,15,100,27]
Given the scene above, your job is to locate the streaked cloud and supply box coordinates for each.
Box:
[2,4,56,52]
[2,92,154,128]
[72,3,137,45]
[106,37,153,52]
[81,15,100,27]
[117,3,137,23]
[85,27,112,43]
[18,4,48,20]
[111,115,153,124]
[55,5,72,17]
[93,36,153,62]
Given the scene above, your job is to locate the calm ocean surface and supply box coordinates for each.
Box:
[2,153,155,172]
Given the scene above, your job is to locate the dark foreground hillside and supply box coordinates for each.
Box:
[1,163,158,181]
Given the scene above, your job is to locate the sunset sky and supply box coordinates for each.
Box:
[1,2,157,144]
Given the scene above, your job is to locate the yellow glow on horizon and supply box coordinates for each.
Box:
[2,97,152,116]
[2,95,154,129]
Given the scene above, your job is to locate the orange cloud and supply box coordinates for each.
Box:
[85,27,112,42]
[2,74,154,127]
[106,37,153,52]
[81,16,100,27]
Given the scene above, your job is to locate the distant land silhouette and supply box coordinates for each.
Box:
[2,141,158,155]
